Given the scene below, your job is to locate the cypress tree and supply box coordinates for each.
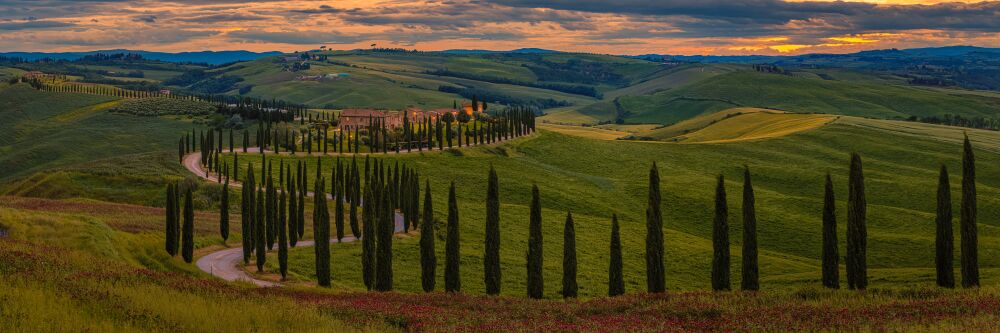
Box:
[278,185,288,280]
[182,188,194,263]
[288,168,298,247]
[375,182,394,291]
[349,157,361,238]
[420,181,436,292]
[314,177,331,287]
[484,166,501,295]
[266,172,276,251]
[741,167,758,291]
[220,178,230,242]
[165,184,177,256]
[298,163,306,238]
[711,174,730,291]
[960,135,979,288]
[846,153,867,290]
[822,174,839,289]
[646,163,665,293]
[936,164,955,288]
[527,184,544,299]
[362,186,376,290]
[444,181,461,292]
[608,214,624,296]
[335,158,345,242]
[562,212,577,298]
[255,185,266,272]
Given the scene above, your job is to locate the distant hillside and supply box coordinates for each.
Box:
[0,50,281,65]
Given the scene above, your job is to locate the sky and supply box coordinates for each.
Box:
[0,0,997,55]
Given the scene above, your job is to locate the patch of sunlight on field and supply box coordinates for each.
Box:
[679,112,837,144]
[538,123,629,140]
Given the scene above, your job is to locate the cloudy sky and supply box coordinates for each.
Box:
[0,0,997,55]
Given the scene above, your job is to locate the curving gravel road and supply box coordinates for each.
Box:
[185,150,406,287]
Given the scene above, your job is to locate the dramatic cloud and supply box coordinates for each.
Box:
[0,0,995,55]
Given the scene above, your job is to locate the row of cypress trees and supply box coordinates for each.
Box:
[172,135,983,297]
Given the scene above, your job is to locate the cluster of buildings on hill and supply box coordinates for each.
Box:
[338,101,483,130]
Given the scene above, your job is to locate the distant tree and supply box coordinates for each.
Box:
[220,178,230,242]
[314,177,331,287]
[562,212,578,298]
[420,180,436,292]
[608,214,624,296]
[182,187,194,263]
[646,163,665,293]
[936,164,955,288]
[484,166,501,295]
[960,135,979,288]
[527,184,544,299]
[712,174,730,291]
[445,182,461,292]
[822,174,839,289]
[846,153,867,290]
[741,167,758,291]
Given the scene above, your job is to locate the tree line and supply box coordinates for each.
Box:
[167,135,984,297]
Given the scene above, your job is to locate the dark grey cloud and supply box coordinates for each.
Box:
[175,13,267,23]
[0,19,74,30]
[132,15,157,23]
[227,30,369,45]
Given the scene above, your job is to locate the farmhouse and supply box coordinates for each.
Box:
[338,107,462,130]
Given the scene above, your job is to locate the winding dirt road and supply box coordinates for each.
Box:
[185,150,405,287]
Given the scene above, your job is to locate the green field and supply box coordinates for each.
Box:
[220,119,1000,298]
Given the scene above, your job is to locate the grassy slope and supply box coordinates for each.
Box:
[224,121,999,298]
[0,84,203,183]
[621,70,1000,124]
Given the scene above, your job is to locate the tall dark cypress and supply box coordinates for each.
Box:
[220,178,230,242]
[375,182,394,291]
[484,166,501,295]
[314,177,331,287]
[165,184,177,256]
[960,135,979,288]
[288,168,298,247]
[712,175,731,291]
[182,188,194,263]
[420,181,436,292]
[298,163,306,238]
[349,157,361,238]
[527,184,544,299]
[278,185,289,280]
[846,153,867,290]
[335,158,345,242]
[608,214,624,296]
[444,182,461,292]
[936,164,955,288]
[266,172,276,251]
[822,174,839,289]
[254,185,266,272]
[741,167,758,291]
[646,163,665,293]
[562,212,578,298]
[361,186,376,290]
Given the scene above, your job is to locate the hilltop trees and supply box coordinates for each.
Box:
[741,167,758,291]
[936,165,955,288]
[445,182,461,293]
[846,153,867,290]
[562,212,578,298]
[527,185,544,299]
[484,166,501,295]
[822,174,839,289]
[712,175,730,291]
[420,181,436,292]
[961,135,979,288]
[646,163,665,293]
[182,188,194,263]
[608,214,624,297]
